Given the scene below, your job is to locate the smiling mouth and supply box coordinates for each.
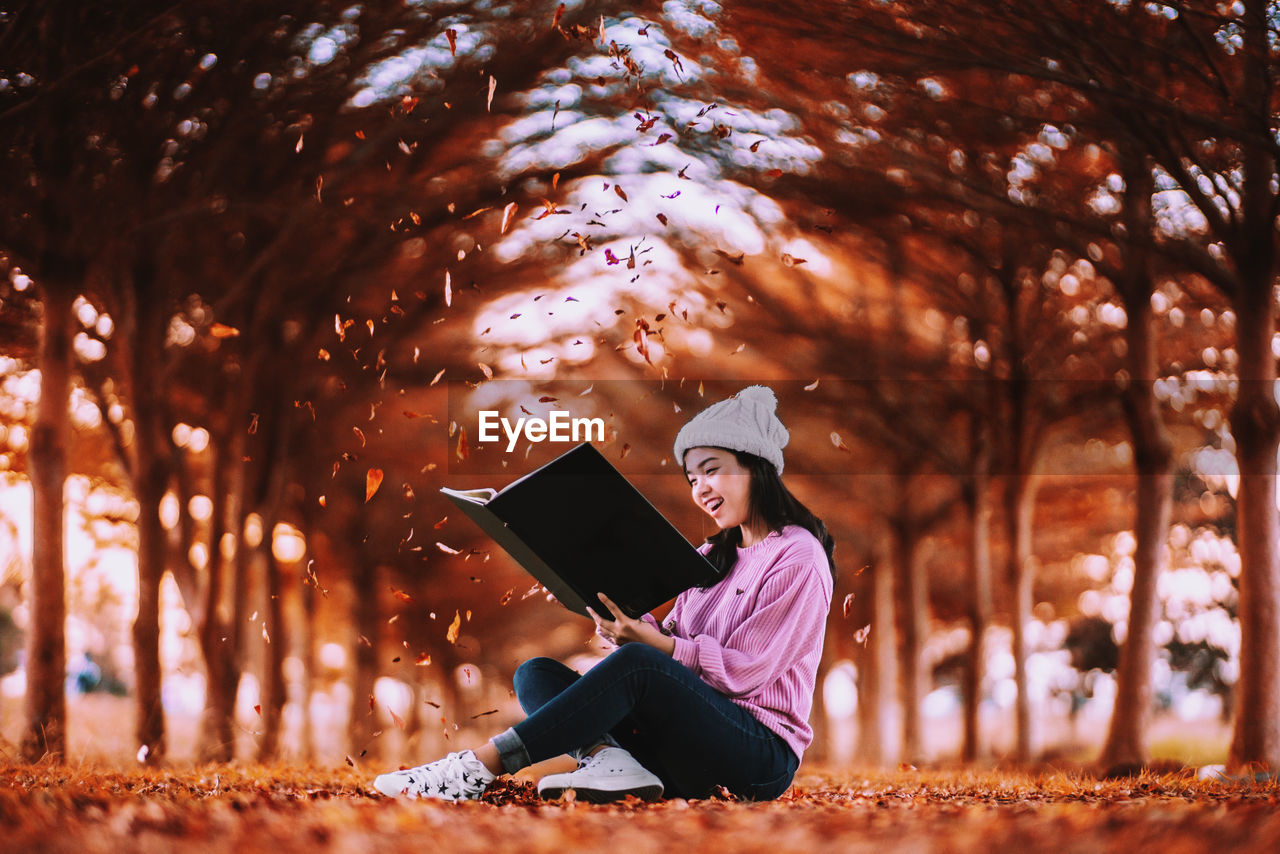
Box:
[706,498,724,513]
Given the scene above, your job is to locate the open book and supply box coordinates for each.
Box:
[441,442,719,619]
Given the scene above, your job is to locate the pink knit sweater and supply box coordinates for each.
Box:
[646,524,832,760]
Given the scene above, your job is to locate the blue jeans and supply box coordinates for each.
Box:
[489,643,799,801]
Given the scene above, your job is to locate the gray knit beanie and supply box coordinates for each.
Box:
[673,385,789,474]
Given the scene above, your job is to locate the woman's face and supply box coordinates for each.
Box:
[684,446,754,534]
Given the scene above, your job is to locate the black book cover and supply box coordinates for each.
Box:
[441,442,720,619]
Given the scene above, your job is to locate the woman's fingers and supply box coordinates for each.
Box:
[596,592,626,622]
[585,606,608,628]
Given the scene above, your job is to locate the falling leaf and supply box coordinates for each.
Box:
[730,343,745,355]
[500,587,515,606]
[471,709,500,719]
[663,48,685,79]
[830,432,851,453]
[389,708,406,729]
[552,2,566,29]
[444,270,452,307]
[436,542,462,555]
[262,623,270,643]
[248,413,259,434]
[478,362,494,380]
[614,184,628,202]
[656,213,668,226]
[500,202,517,234]
[353,426,366,447]
[604,248,621,265]
[446,28,457,56]
[366,469,384,502]
[210,322,240,338]
[254,704,262,716]
[446,611,462,644]
[805,378,820,391]
[431,368,445,386]
[620,443,631,458]
[843,593,855,619]
[538,395,558,403]
[392,588,413,602]
[781,253,808,266]
[487,75,497,111]
[415,652,432,666]
[855,624,871,645]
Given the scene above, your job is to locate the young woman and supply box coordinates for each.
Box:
[374,385,835,802]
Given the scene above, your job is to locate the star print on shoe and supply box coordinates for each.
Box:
[373,750,496,801]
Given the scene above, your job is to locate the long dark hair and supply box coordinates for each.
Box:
[701,449,836,585]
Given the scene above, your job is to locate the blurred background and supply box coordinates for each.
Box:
[0,0,1275,771]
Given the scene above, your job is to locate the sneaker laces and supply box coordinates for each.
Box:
[404,751,488,799]
[577,750,610,771]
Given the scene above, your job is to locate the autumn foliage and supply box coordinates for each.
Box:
[2,763,1278,853]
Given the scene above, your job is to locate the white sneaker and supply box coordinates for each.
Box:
[373,750,496,801]
[537,747,663,803]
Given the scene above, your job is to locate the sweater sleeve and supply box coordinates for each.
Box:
[670,561,829,698]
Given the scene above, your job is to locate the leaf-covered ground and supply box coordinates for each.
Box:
[2,763,1278,853]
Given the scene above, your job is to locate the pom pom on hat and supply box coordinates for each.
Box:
[673,385,789,474]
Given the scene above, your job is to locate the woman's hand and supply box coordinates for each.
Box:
[587,593,676,656]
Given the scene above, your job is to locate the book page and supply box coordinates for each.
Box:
[439,486,498,504]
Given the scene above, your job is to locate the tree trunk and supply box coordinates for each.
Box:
[1228,276,1280,769]
[1227,1,1280,771]
[1101,192,1174,769]
[1006,472,1038,763]
[963,412,994,763]
[861,531,900,765]
[22,280,73,762]
[349,558,380,760]
[198,433,236,761]
[895,513,928,763]
[132,419,168,763]
[131,259,168,764]
[201,426,251,760]
[258,533,287,761]
[807,633,837,763]
[299,565,317,761]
